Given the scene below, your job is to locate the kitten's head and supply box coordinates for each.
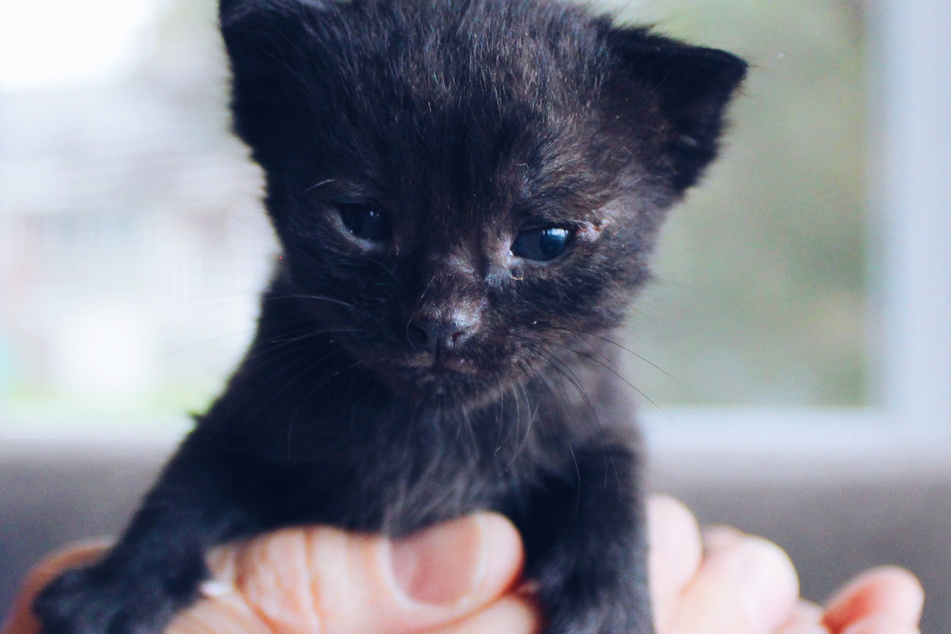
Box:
[220,0,745,406]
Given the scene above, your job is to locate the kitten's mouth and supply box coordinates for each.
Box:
[351,339,510,404]
[369,349,501,404]
[401,352,481,375]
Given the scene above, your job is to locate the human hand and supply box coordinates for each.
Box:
[2,515,531,634]
[2,496,924,634]
[648,495,924,634]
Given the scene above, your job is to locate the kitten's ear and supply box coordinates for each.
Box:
[606,27,747,191]
[219,0,326,29]
[218,0,333,161]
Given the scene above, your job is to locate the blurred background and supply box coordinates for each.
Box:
[0,0,869,421]
[1,0,949,629]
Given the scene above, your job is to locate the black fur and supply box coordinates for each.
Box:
[35,1,745,632]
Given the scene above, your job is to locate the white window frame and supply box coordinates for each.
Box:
[647,0,951,484]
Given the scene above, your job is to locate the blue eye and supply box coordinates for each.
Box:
[511,226,574,262]
[337,204,391,242]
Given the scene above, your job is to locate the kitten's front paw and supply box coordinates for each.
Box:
[34,565,180,634]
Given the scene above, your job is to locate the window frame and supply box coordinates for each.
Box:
[646,0,951,481]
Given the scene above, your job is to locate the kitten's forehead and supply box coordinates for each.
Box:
[345,0,603,98]
[316,0,609,148]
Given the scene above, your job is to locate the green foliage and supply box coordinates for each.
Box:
[614,0,868,405]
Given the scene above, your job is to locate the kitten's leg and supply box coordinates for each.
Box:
[521,443,653,634]
[33,435,256,634]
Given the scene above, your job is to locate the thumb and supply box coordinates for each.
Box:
[188,513,524,634]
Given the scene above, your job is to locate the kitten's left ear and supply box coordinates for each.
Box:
[606,27,747,191]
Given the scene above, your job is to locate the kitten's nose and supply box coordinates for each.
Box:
[407,315,479,354]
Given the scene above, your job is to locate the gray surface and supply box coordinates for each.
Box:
[2,443,948,631]
[0,444,162,620]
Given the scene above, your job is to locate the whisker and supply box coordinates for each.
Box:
[302,178,337,194]
[231,342,346,417]
[267,293,368,315]
[240,327,362,368]
[285,355,362,459]
[521,359,584,518]
[506,366,539,469]
[546,338,674,424]
[549,325,679,382]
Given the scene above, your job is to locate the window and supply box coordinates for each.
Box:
[614,0,869,407]
[644,0,951,472]
[0,0,275,435]
[1,0,948,465]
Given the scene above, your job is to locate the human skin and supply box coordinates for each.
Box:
[2,495,923,634]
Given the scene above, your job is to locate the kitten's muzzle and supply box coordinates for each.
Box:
[406,315,479,355]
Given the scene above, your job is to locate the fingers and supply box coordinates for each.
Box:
[664,526,800,634]
[0,542,110,634]
[648,495,703,633]
[648,495,803,634]
[4,506,923,634]
[170,513,525,634]
[822,567,923,634]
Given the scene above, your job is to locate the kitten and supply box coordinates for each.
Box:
[35,0,745,632]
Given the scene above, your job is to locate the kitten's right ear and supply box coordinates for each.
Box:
[219,0,324,30]
[218,0,335,161]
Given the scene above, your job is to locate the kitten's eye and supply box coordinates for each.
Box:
[337,203,391,242]
[511,226,574,262]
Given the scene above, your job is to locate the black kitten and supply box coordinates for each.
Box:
[35,1,745,632]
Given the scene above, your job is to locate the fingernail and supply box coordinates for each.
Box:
[733,539,800,632]
[389,516,488,607]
